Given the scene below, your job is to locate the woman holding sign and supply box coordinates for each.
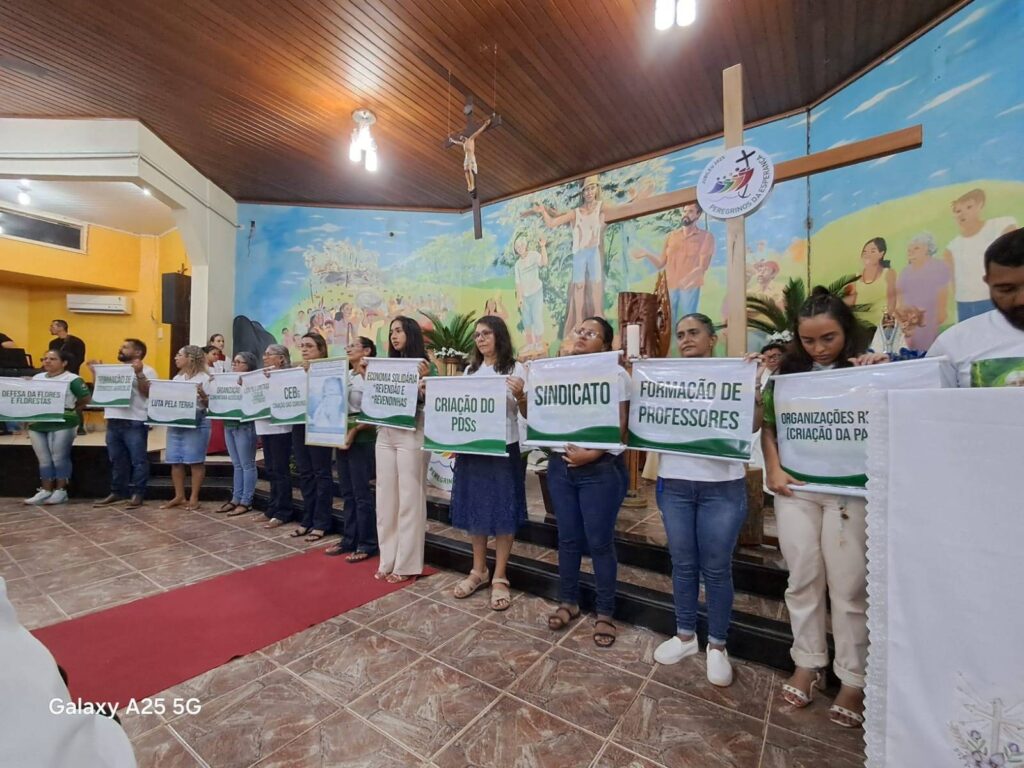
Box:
[761,288,887,728]
[161,345,211,511]
[24,349,91,505]
[375,316,432,584]
[516,317,630,646]
[290,332,334,542]
[215,352,259,517]
[449,316,527,611]
[651,314,763,687]
[259,345,296,530]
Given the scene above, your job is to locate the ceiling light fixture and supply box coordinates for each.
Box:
[655,0,674,30]
[19,179,30,188]
[677,0,697,26]
[348,109,379,172]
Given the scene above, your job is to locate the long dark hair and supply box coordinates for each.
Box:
[467,315,516,375]
[862,237,891,269]
[582,316,615,351]
[388,316,427,359]
[779,287,862,374]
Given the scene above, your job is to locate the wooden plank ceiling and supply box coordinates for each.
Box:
[0,0,960,210]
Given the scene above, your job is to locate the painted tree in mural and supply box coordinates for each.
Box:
[494,157,675,348]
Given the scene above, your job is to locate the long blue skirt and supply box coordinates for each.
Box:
[450,443,527,537]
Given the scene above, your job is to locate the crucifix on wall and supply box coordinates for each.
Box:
[446,95,501,239]
[606,63,924,355]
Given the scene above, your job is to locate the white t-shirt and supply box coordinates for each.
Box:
[946,217,1017,302]
[928,309,1024,388]
[103,364,158,421]
[32,370,83,411]
[173,370,212,403]
[254,419,291,436]
[465,361,526,445]
[348,370,365,414]
[514,251,544,296]
[658,452,746,483]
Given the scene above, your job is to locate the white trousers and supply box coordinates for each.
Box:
[775,491,868,688]
[375,425,428,576]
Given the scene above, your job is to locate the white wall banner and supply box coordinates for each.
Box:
[865,388,1024,768]
[88,364,134,408]
[239,369,271,422]
[628,358,757,461]
[772,358,951,495]
[205,372,245,420]
[306,358,349,448]
[0,377,68,422]
[146,380,199,428]
[424,375,508,456]
[268,367,308,425]
[525,351,624,450]
[357,358,423,430]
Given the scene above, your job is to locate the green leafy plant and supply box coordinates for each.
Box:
[420,310,477,355]
[746,274,871,335]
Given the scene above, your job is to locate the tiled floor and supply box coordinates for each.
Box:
[1,499,862,767]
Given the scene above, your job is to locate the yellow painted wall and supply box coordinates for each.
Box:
[0,225,141,290]
[1,224,191,378]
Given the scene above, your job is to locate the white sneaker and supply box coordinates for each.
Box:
[44,489,69,505]
[24,488,52,505]
[707,648,734,687]
[654,635,700,665]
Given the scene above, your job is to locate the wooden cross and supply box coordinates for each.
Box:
[605,63,924,355]
[445,94,501,240]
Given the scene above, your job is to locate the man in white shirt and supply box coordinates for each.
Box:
[930,229,1024,387]
[942,188,1017,322]
[87,339,157,508]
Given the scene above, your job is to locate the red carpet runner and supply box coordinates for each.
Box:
[32,549,433,705]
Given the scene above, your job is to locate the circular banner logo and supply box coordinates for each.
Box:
[696,145,775,219]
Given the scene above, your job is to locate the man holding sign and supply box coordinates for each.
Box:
[433,317,527,612]
[87,339,156,509]
[516,317,629,648]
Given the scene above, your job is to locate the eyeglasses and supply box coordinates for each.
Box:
[572,328,600,340]
[473,330,494,340]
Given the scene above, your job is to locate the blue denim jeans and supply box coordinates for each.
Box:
[261,431,293,521]
[547,452,628,616]
[337,441,378,554]
[292,425,335,532]
[105,419,150,498]
[656,477,748,645]
[224,421,257,506]
[29,427,76,481]
[670,287,702,327]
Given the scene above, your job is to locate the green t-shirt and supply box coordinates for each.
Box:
[29,375,90,433]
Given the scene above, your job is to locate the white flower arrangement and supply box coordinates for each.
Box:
[767,330,794,344]
[436,347,469,359]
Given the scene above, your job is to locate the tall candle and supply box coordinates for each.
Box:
[626,324,641,359]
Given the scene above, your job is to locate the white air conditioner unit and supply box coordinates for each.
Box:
[66,294,133,315]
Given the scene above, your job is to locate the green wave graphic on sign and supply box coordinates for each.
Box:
[627,432,750,460]
[526,425,621,444]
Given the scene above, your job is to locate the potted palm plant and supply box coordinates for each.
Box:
[747,274,873,343]
[420,310,476,375]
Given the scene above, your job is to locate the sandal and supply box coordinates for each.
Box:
[453,569,490,599]
[781,670,825,708]
[324,544,352,557]
[489,578,511,611]
[289,527,312,538]
[346,552,371,563]
[593,619,617,648]
[215,501,237,513]
[829,704,865,728]
[547,605,580,631]
[373,571,389,581]
[263,518,286,529]
[226,504,250,517]
[304,530,326,542]
[386,573,413,584]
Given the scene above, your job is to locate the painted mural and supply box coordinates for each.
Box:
[808,0,1023,351]
[236,0,1022,359]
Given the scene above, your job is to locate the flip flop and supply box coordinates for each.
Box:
[263,518,286,529]
[226,504,250,517]
[289,527,311,538]
[304,531,326,542]
[214,501,237,513]
[346,552,371,563]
